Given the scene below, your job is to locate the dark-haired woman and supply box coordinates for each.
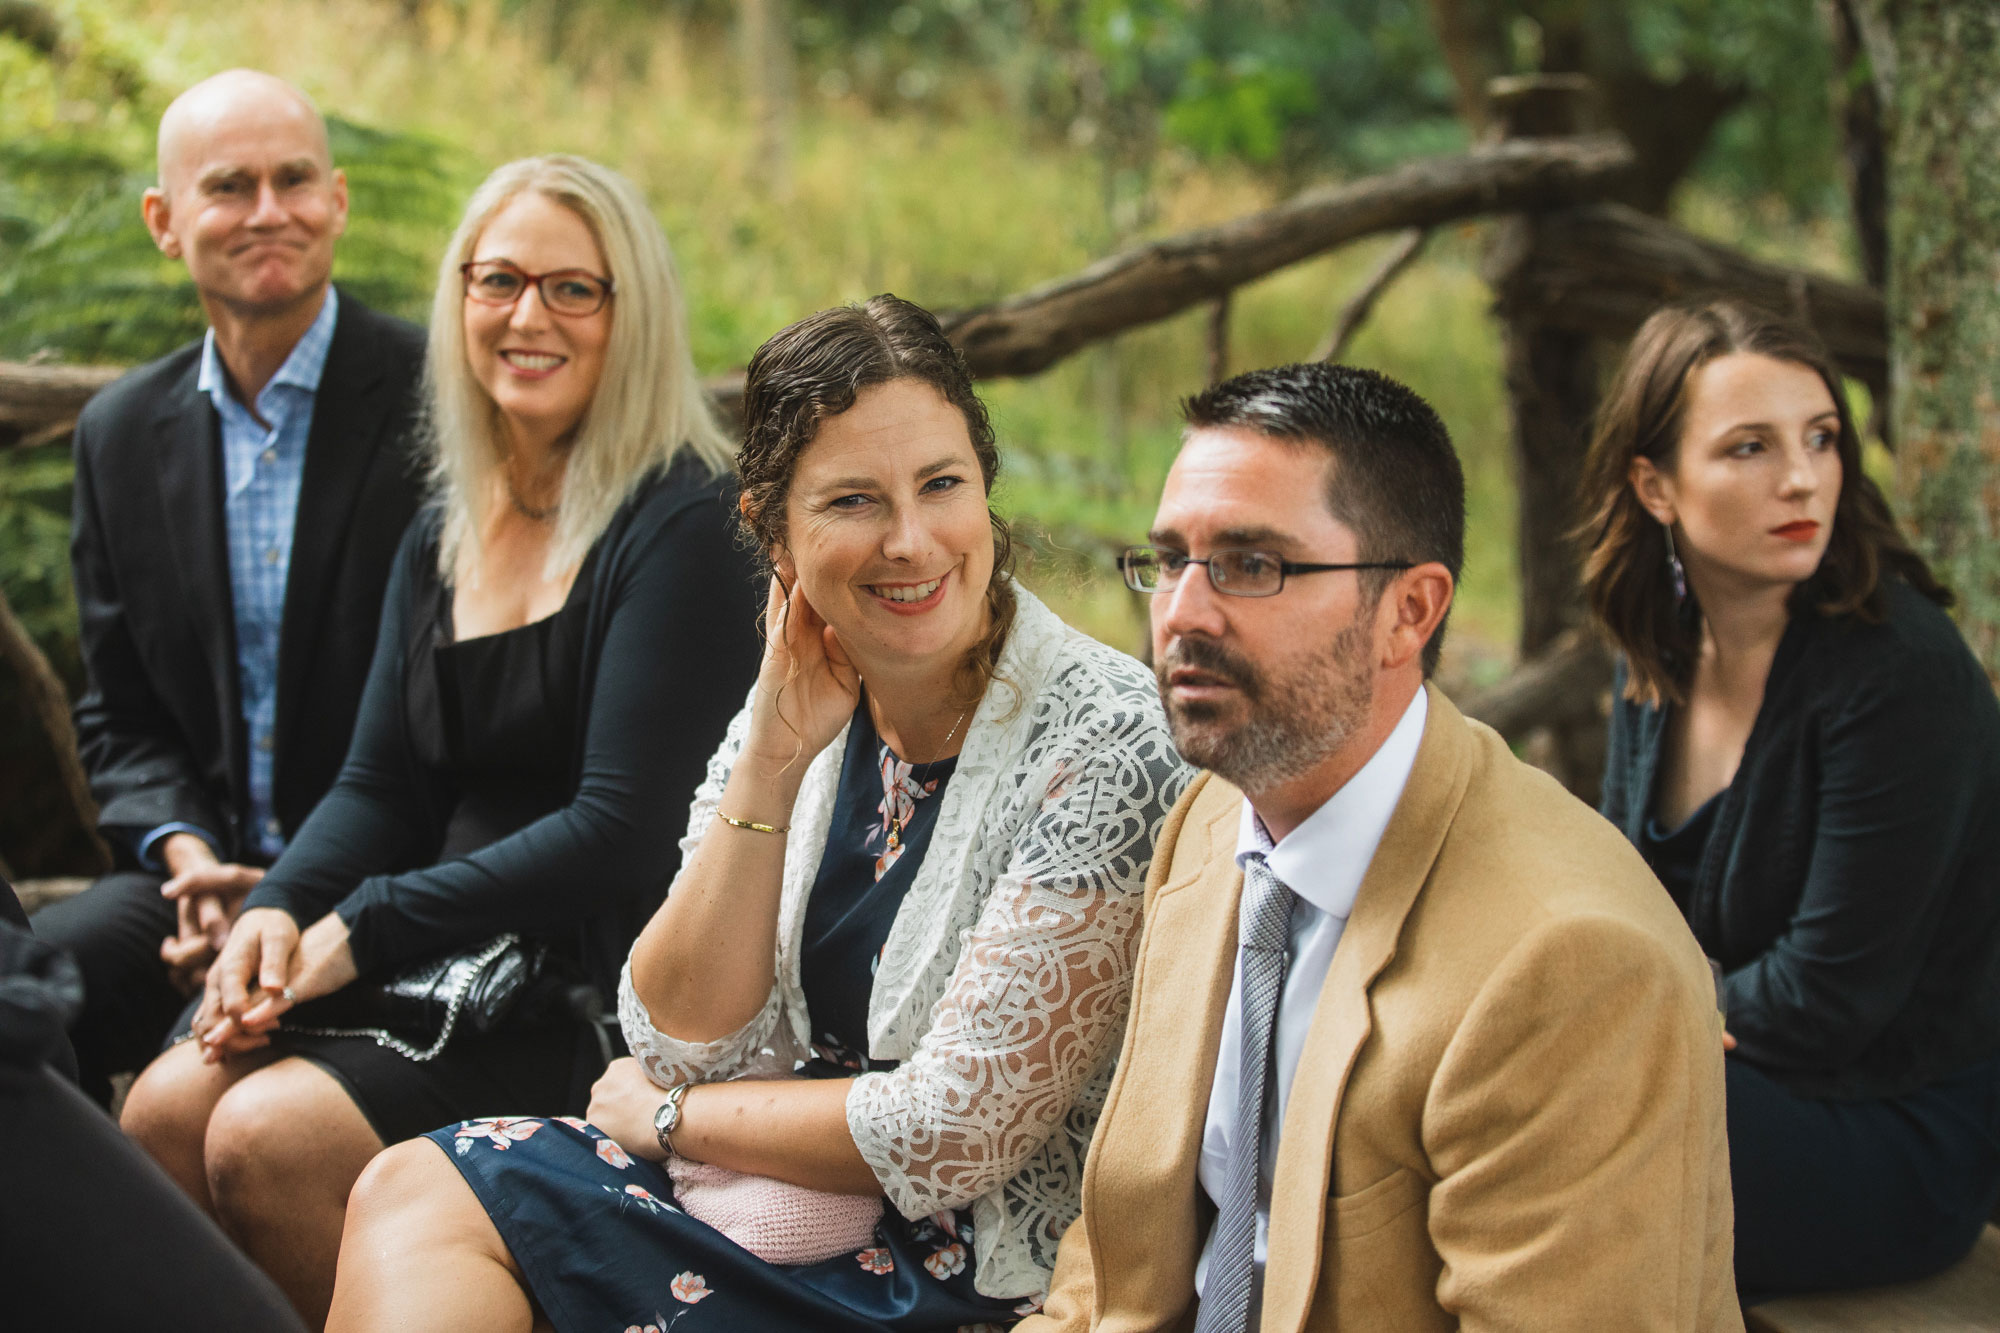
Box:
[325,295,1189,1333]
[1580,298,2000,1301]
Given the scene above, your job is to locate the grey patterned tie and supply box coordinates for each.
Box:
[1195,850,1295,1333]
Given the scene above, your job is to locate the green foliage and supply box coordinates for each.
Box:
[0,116,463,362]
[1162,56,1315,164]
[1640,0,1844,218]
[0,442,80,689]
[0,0,1861,672]
[0,8,461,679]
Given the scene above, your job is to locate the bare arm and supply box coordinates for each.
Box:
[627,576,859,1043]
[586,1058,878,1195]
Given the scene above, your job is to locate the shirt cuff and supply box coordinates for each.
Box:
[137,822,221,873]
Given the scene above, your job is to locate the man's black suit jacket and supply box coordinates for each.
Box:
[69,291,426,867]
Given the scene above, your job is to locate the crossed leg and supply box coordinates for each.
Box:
[327,1137,544,1333]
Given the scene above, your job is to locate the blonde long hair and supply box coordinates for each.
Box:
[423,154,733,579]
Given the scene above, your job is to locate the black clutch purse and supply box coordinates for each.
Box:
[282,933,552,1062]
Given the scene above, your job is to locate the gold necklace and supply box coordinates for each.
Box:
[885,704,969,855]
[504,468,560,522]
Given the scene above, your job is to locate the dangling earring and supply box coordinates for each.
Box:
[1664,524,1688,603]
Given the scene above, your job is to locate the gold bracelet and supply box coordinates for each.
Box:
[719,813,789,835]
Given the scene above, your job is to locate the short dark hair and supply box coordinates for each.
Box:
[1578,299,1950,707]
[737,293,1016,698]
[1180,362,1465,675]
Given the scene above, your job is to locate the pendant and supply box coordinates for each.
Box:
[886,821,902,854]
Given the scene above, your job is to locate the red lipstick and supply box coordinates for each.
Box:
[1772,520,1821,542]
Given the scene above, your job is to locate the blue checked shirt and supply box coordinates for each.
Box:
[139,289,339,870]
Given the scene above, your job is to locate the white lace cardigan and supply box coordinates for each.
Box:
[617,584,1190,1299]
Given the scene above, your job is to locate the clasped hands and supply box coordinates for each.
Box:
[188,905,359,1064]
[155,831,263,993]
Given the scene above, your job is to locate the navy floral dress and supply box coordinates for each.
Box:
[425,704,1030,1333]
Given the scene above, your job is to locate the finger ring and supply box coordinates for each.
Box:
[280,986,297,1004]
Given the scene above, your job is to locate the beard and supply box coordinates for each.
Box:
[1156,617,1376,795]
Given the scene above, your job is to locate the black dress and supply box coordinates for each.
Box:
[1608,579,2000,1300]
[242,461,764,1143]
[274,552,598,1142]
[424,703,1026,1332]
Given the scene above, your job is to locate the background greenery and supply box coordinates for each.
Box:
[1,0,1861,686]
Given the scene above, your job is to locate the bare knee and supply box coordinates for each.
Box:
[206,1061,381,1232]
[342,1137,524,1286]
[121,1042,223,1166]
[348,1138,455,1226]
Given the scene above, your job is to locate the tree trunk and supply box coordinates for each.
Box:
[740,0,794,198]
[1424,0,1743,217]
[1852,1,2000,670]
[1424,0,1507,136]
[1823,0,1889,291]
[1483,76,1607,797]
[0,585,108,878]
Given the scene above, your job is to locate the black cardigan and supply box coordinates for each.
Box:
[243,457,763,1009]
[1602,578,2000,1100]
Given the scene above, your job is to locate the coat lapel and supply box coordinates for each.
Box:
[1091,773,1248,1320]
[1260,685,1475,1333]
[151,363,243,814]
[271,298,399,775]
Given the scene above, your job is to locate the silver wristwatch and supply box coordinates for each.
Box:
[653,1082,692,1157]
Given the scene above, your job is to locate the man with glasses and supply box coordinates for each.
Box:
[38,69,425,1108]
[1024,363,1739,1331]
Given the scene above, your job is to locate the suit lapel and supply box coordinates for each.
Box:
[272,297,398,773]
[152,363,244,812]
[1260,685,1475,1333]
[1090,775,1247,1321]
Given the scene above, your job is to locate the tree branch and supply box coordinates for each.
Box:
[939,134,1633,378]
[1454,628,1613,742]
[1204,293,1231,386]
[1501,202,1887,393]
[1314,227,1430,363]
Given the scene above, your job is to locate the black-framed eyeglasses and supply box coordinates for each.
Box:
[460,259,615,316]
[1118,545,1414,598]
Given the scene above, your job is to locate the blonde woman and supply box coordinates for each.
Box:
[118,155,762,1325]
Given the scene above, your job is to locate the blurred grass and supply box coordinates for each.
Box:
[15,0,1524,668]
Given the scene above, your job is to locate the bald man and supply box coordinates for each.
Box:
[37,70,426,1108]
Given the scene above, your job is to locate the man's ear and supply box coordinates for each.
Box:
[328,166,350,239]
[1378,563,1454,673]
[142,188,178,258]
[1628,456,1677,527]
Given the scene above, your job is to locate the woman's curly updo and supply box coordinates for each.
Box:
[736,294,1017,699]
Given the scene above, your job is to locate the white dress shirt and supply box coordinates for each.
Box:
[1194,685,1427,1307]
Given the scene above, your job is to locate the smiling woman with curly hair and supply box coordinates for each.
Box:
[327,295,1191,1333]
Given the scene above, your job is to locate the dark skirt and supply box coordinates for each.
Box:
[1729,1052,2000,1303]
[171,996,583,1147]
[280,1020,580,1145]
[425,1116,1029,1333]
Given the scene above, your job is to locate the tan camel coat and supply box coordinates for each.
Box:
[1022,686,1742,1332]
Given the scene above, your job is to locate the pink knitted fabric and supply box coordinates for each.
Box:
[667,1157,885,1265]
